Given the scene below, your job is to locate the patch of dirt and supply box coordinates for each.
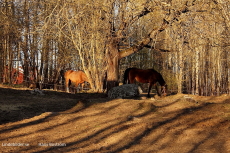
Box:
[0,85,230,153]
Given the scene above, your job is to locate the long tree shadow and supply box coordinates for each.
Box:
[1,91,230,153]
[4,100,131,152]
[27,101,202,152]
[66,100,229,152]
[0,86,107,125]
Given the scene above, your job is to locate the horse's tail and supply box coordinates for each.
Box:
[123,68,134,84]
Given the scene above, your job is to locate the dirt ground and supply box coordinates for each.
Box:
[0,84,230,153]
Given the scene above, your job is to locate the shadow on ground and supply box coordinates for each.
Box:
[0,86,230,153]
[0,87,107,124]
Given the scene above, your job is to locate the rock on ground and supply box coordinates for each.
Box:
[108,84,142,99]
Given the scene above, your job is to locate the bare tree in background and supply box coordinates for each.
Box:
[0,0,229,95]
[41,0,174,92]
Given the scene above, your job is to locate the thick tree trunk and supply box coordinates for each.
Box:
[106,57,119,92]
[106,20,169,92]
[106,40,120,92]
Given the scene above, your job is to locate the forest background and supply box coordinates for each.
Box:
[0,0,229,96]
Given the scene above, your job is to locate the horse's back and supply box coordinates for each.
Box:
[78,71,88,81]
[130,68,154,77]
[128,68,162,83]
[64,70,74,78]
[65,70,88,83]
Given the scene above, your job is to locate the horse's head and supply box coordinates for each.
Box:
[161,84,167,96]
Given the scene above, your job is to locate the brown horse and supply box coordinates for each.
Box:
[123,68,167,97]
[64,70,90,93]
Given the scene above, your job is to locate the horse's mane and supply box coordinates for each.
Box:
[148,69,158,73]
[149,69,166,86]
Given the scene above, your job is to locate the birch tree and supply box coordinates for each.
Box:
[41,0,177,92]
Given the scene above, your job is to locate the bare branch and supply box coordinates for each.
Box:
[119,19,169,59]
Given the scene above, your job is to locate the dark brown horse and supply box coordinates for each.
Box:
[64,70,90,93]
[123,68,167,97]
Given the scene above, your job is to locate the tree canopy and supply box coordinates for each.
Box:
[0,0,229,95]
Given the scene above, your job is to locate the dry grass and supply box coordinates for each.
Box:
[0,85,230,153]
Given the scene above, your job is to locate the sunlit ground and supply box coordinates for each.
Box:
[0,86,230,153]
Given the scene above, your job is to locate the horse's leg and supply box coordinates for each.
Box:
[65,78,69,93]
[147,83,153,98]
[75,82,80,93]
[77,83,83,92]
[81,82,84,90]
[155,84,160,96]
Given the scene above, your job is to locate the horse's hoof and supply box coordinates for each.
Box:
[140,97,147,100]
